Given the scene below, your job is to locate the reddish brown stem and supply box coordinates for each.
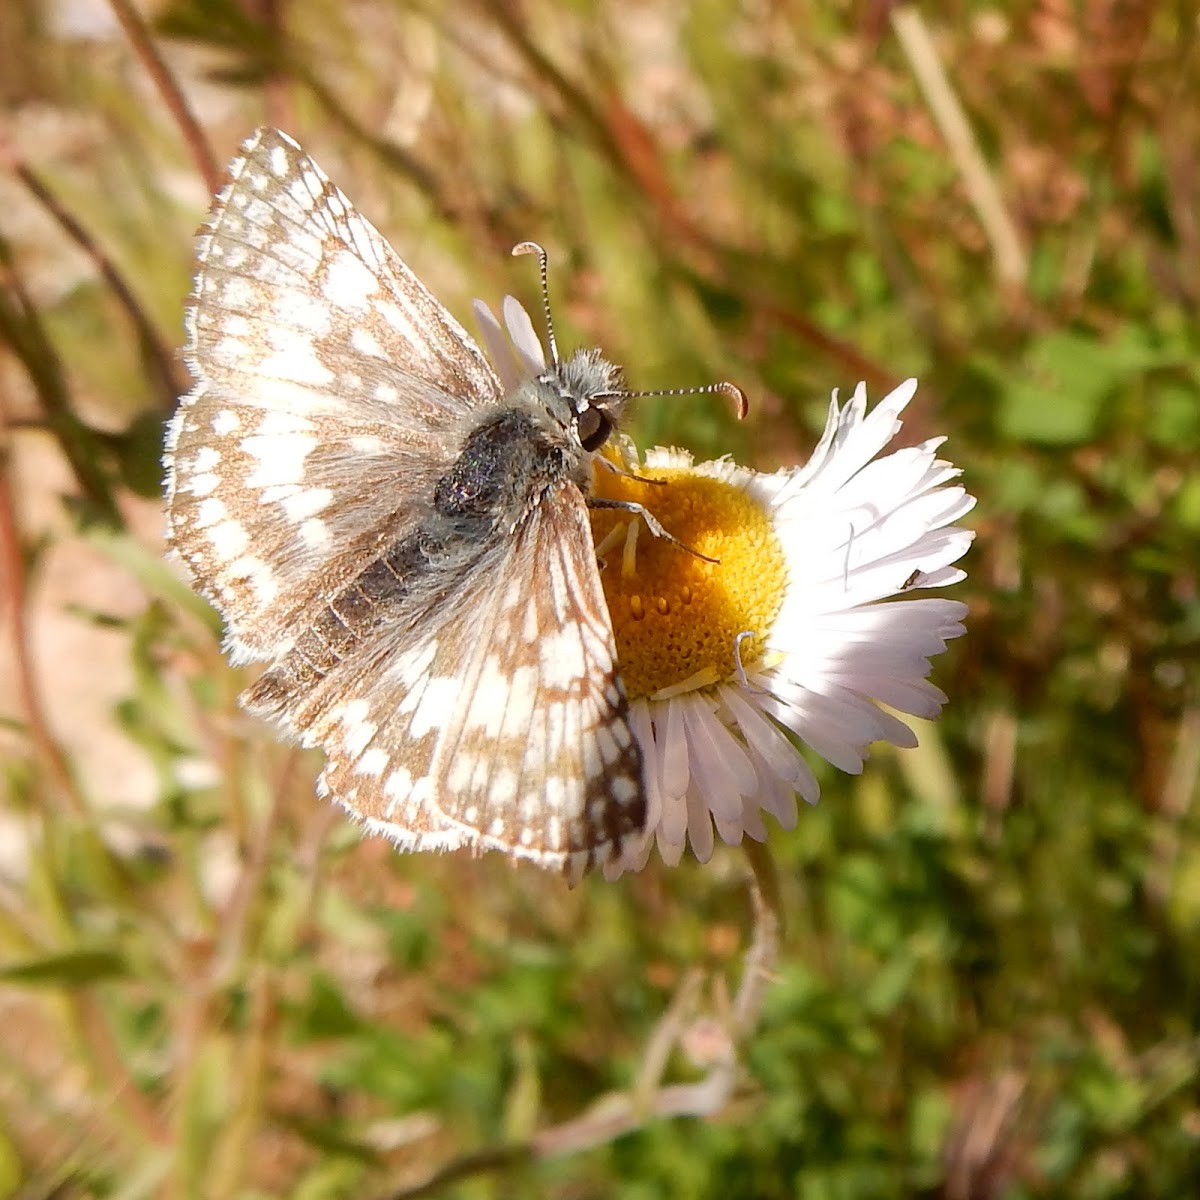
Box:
[11,160,184,410]
[106,0,221,194]
[0,428,87,817]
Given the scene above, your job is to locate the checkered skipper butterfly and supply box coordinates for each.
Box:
[165,128,742,877]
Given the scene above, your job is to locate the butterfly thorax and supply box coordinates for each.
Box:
[433,407,576,537]
[433,348,625,538]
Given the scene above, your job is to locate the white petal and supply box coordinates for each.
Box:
[758,686,874,773]
[721,685,819,803]
[656,826,686,867]
[631,700,664,832]
[737,799,768,841]
[501,295,548,374]
[472,299,524,393]
[681,694,757,809]
[781,378,917,497]
[755,769,802,828]
[644,445,695,470]
[686,787,715,862]
[659,695,691,801]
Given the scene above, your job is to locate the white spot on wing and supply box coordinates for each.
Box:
[350,327,386,359]
[408,675,459,739]
[492,769,518,805]
[544,775,568,815]
[187,473,220,498]
[300,517,329,547]
[356,748,389,776]
[225,555,279,605]
[258,339,334,387]
[343,718,377,759]
[382,768,413,815]
[323,249,379,309]
[539,629,586,691]
[448,754,473,792]
[242,432,317,487]
[281,487,332,521]
[612,775,639,804]
[209,519,250,558]
[217,275,257,312]
[195,497,227,528]
[522,605,539,643]
[257,411,316,436]
[275,290,332,336]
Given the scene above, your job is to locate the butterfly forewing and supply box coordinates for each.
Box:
[167,130,503,656]
[186,128,501,411]
[166,126,648,875]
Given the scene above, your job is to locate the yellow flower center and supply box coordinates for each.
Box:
[589,460,788,701]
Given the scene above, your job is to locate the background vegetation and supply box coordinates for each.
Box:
[1,1,1198,1196]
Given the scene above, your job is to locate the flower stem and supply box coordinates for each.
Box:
[735,839,783,1035]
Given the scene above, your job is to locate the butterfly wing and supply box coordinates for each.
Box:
[168,127,645,874]
[304,482,645,875]
[166,127,501,660]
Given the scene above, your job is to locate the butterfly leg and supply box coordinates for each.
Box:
[593,457,668,488]
[587,497,719,564]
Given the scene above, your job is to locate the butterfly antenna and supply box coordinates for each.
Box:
[616,380,750,421]
[512,241,747,420]
[512,241,560,366]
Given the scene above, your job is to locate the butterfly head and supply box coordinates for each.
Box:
[549,348,627,453]
[502,240,747,458]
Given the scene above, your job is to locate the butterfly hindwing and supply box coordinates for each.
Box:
[304,484,643,874]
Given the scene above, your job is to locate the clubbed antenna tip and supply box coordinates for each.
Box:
[718,381,750,420]
[617,380,750,421]
[512,240,559,366]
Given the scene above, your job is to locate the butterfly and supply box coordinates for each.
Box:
[164,128,743,878]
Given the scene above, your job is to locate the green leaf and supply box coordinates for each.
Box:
[998,329,1165,444]
[0,947,127,986]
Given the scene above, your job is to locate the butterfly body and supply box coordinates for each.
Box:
[165,128,645,876]
[433,371,607,536]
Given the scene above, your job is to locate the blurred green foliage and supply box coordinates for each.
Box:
[1,1,1199,1197]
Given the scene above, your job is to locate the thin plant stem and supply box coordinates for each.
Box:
[892,6,1027,287]
[71,992,172,1148]
[0,421,88,817]
[4,151,184,411]
[106,0,220,193]
[0,240,121,525]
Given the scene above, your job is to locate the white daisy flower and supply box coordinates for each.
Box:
[474,291,975,877]
[587,379,976,877]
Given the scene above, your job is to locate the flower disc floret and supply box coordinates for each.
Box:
[589,463,788,702]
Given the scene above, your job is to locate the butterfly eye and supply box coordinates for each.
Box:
[578,406,611,452]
